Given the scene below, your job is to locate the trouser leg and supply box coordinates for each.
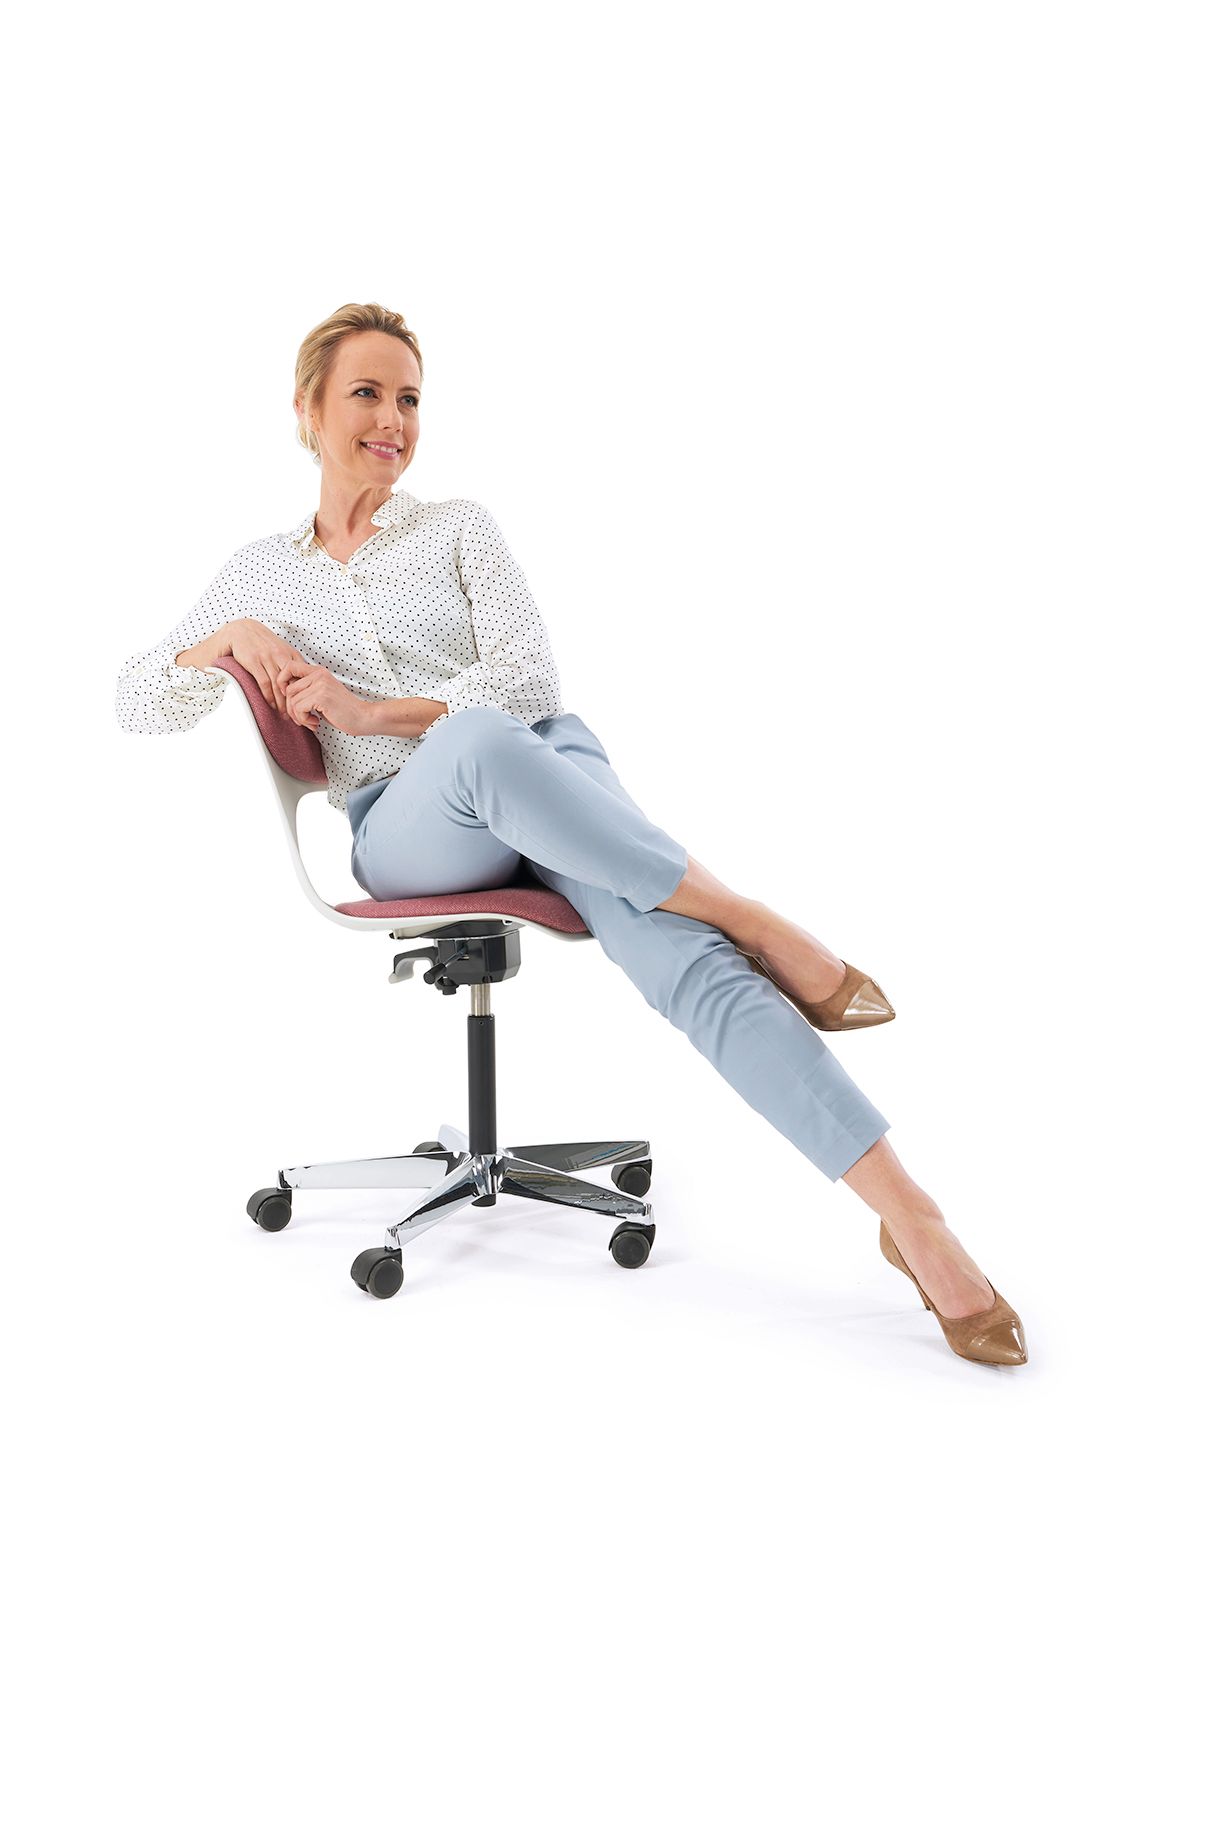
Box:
[522,716,891,1183]
[350,706,689,910]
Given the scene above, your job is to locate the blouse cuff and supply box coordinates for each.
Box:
[166,660,227,690]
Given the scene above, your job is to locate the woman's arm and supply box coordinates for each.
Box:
[444,501,565,722]
[174,623,235,670]
[361,696,449,739]
[115,554,250,736]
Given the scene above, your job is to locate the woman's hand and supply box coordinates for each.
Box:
[276,660,374,736]
[224,619,311,718]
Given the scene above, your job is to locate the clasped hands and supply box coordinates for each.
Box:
[274,660,374,736]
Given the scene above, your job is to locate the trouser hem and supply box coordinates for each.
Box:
[823,1118,891,1184]
[628,845,689,915]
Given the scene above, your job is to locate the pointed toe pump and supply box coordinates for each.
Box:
[736,950,896,1031]
[879,1220,1028,1366]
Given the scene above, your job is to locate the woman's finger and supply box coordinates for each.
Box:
[273,656,314,713]
[267,658,295,716]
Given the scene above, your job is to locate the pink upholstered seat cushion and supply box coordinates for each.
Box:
[335,885,590,932]
[217,652,591,936]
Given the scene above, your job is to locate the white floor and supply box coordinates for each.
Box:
[14,940,1218,1835]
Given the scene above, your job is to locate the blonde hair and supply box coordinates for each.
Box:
[294,303,424,464]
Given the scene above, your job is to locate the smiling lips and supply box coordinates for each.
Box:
[362,441,401,459]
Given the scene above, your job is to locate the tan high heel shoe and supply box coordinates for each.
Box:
[879,1220,1027,1365]
[736,949,896,1030]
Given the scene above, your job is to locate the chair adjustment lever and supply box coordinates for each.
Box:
[388,948,439,985]
[388,929,520,991]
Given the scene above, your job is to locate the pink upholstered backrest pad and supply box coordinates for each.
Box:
[214,655,328,785]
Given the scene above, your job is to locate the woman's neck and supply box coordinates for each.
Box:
[314,479,395,548]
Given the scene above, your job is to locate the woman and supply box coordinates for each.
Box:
[115,301,1026,1366]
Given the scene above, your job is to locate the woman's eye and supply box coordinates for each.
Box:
[354,387,418,405]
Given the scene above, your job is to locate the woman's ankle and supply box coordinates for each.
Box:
[884,1202,948,1247]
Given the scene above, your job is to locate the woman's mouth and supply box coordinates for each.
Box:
[361,442,401,459]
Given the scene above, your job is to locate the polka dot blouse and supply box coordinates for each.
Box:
[114,492,567,813]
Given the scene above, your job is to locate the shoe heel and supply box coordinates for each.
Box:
[880,1218,932,1310]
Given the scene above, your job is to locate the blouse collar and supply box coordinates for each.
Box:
[287,489,420,553]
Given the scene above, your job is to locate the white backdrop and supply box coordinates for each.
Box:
[6,3,1223,1834]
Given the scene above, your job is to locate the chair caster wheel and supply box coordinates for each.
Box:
[612,1158,652,1196]
[351,1247,404,1298]
[247,1186,292,1232]
[610,1224,654,1268]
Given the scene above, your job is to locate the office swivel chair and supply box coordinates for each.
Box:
[212,657,656,1299]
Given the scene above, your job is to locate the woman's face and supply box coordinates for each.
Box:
[298,330,422,491]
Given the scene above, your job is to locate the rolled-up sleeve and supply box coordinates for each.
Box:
[115,548,252,735]
[442,500,565,727]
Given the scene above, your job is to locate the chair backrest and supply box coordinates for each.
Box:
[212,655,346,922]
[210,655,592,943]
[214,654,329,784]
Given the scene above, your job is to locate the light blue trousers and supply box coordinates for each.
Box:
[346,708,890,1181]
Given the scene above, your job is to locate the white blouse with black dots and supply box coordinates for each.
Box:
[114,491,568,814]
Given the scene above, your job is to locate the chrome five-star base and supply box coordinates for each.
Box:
[243,922,657,1299]
[267,1127,656,1299]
